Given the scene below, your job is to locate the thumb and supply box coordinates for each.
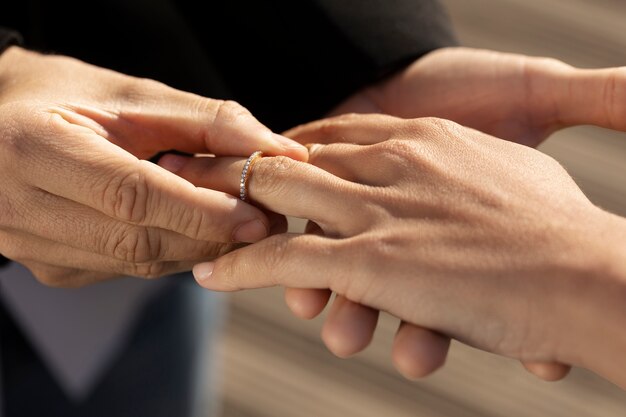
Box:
[555,67,626,131]
[192,233,339,291]
[62,83,309,160]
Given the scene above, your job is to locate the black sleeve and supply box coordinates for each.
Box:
[176,0,458,131]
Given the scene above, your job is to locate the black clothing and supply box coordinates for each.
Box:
[0,1,456,415]
[0,275,218,417]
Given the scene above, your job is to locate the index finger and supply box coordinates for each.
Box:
[20,112,269,244]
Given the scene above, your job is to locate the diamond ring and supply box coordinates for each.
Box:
[240,151,263,202]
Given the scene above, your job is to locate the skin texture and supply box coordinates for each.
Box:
[163,114,626,388]
[0,46,307,287]
[282,47,626,382]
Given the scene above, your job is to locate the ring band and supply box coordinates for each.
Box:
[240,151,263,202]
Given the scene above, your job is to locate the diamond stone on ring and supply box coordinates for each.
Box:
[240,151,263,202]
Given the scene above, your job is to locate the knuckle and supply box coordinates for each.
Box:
[205,99,254,147]
[117,77,168,103]
[375,138,419,164]
[252,156,298,196]
[213,100,250,123]
[108,226,161,263]
[211,100,251,131]
[214,236,293,290]
[332,234,389,303]
[100,168,149,224]
[316,113,362,138]
[413,117,459,137]
[172,206,208,241]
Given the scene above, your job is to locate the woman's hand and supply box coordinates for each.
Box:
[0,46,306,287]
[169,114,626,387]
[285,47,626,380]
[332,47,626,147]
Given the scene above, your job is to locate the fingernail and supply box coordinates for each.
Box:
[193,262,215,282]
[272,133,307,150]
[158,154,188,173]
[232,219,268,243]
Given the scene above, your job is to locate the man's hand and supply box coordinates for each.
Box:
[0,46,306,287]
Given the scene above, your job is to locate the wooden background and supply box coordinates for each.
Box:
[218,1,626,416]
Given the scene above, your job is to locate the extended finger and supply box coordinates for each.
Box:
[321,295,379,358]
[392,321,450,379]
[193,233,342,291]
[9,188,237,263]
[555,67,626,132]
[0,229,194,286]
[284,288,332,319]
[16,111,269,244]
[159,154,368,236]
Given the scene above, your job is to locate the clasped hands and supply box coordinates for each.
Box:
[173,48,626,387]
[1,46,625,387]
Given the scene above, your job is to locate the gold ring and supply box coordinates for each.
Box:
[240,151,263,202]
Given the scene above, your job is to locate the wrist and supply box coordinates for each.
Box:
[556,209,626,387]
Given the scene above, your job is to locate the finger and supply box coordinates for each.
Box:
[321,295,379,358]
[307,143,399,186]
[159,154,368,236]
[283,221,330,319]
[0,229,194,286]
[10,188,238,263]
[193,233,341,291]
[521,361,571,382]
[284,288,331,319]
[18,111,269,244]
[392,321,450,380]
[284,113,400,145]
[58,91,308,160]
[20,260,117,288]
[556,67,626,131]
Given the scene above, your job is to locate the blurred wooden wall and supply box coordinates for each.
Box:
[219,1,626,416]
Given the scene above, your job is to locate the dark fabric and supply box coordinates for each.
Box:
[0,276,214,417]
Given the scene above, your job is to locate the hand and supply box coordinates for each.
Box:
[285,47,626,380]
[175,115,626,387]
[0,46,306,287]
[331,47,626,147]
